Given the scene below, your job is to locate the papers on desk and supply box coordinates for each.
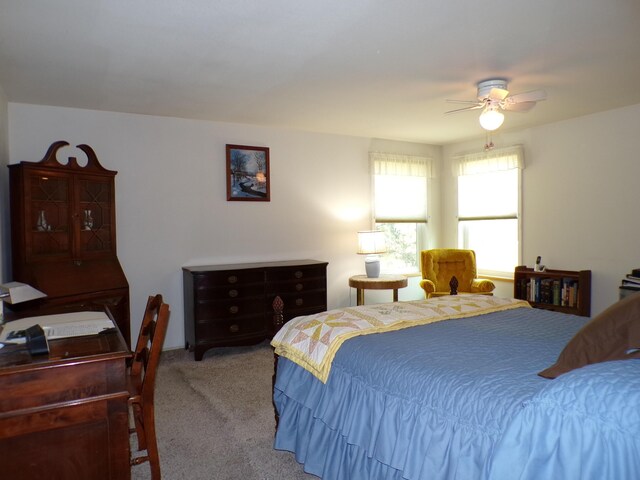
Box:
[0,311,114,342]
[44,319,114,339]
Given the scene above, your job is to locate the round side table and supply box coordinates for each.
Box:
[348,274,408,306]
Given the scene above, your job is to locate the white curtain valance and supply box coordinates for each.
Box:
[453,145,524,176]
[370,152,433,178]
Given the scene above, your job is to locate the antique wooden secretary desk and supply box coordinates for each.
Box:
[1,141,132,479]
[7,141,130,343]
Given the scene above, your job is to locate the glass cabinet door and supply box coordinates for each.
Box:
[77,175,114,256]
[26,171,73,260]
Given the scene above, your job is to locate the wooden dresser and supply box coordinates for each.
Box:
[183,259,328,360]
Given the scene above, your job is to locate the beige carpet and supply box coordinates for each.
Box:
[131,341,317,480]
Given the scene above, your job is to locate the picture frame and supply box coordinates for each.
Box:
[226,144,270,202]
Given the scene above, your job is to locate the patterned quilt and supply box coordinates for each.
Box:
[271,294,530,382]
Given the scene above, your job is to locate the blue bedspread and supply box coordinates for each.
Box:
[491,359,640,480]
[273,306,640,479]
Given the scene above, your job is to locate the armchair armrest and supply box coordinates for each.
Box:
[419,279,436,296]
[470,278,496,293]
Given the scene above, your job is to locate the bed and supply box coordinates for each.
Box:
[271,294,640,480]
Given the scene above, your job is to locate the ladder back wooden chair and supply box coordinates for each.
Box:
[129,294,170,480]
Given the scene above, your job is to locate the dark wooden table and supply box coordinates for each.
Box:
[0,325,131,479]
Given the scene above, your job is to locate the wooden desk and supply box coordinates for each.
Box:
[349,274,408,306]
[0,328,131,479]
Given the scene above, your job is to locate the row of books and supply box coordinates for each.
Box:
[516,277,580,307]
[619,268,640,292]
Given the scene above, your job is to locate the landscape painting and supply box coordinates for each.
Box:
[226,144,270,201]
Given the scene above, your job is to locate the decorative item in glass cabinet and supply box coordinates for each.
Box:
[36,210,49,231]
[83,210,94,230]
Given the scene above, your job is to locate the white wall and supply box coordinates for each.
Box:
[6,103,438,348]
[442,103,640,316]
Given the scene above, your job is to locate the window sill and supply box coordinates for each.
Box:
[479,273,514,282]
[383,271,421,278]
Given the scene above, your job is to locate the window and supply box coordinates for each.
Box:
[370,152,432,274]
[455,146,523,277]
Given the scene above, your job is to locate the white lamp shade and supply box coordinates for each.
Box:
[357,230,387,255]
[479,108,505,131]
[0,282,47,304]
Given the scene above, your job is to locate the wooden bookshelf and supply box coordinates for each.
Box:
[514,266,591,317]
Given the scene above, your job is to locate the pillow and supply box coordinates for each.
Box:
[538,293,640,379]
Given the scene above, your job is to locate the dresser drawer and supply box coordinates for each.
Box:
[195,297,264,320]
[267,290,327,314]
[266,265,326,283]
[195,283,264,301]
[192,269,264,288]
[194,315,266,342]
[265,276,326,294]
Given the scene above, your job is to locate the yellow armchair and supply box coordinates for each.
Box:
[419,249,495,298]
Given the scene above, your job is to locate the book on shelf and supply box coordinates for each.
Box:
[552,279,561,306]
[561,278,578,308]
[623,275,640,285]
[632,268,640,278]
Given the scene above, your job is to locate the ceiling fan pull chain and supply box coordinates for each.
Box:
[484,132,495,151]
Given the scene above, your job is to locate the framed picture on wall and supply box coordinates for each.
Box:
[226,144,270,201]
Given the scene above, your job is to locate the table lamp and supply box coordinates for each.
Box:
[357,230,387,278]
[0,281,47,325]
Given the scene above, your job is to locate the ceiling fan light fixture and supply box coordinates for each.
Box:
[479,107,504,131]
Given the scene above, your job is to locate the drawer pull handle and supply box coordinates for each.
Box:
[295,283,304,291]
[294,270,303,279]
[295,298,304,306]
[229,289,238,298]
[229,306,239,314]
[229,324,240,333]
[228,275,238,284]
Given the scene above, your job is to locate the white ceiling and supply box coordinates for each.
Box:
[1,0,640,145]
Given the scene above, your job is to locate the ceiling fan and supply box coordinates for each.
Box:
[446,79,546,131]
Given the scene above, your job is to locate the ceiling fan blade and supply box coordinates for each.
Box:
[502,101,537,112]
[445,104,484,115]
[506,89,547,104]
[445,99,484,105]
